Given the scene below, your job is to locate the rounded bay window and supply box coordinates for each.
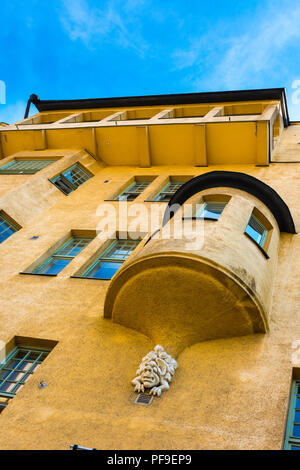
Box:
[104,171,296,356]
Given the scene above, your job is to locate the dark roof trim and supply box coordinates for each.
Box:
[163,171,296,233]
[26,88,290,126]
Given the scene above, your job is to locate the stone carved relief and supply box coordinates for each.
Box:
[132,345,177,397]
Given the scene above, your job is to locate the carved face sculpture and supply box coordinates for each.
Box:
[140,363,160,388]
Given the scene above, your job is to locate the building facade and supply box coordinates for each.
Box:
[0,88,299,449]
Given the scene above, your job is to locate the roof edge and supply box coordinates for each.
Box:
[27,88,289,126]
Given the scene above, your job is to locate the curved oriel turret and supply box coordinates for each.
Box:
[104,172,296,356]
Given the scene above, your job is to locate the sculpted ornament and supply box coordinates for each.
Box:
[132,345,177,397]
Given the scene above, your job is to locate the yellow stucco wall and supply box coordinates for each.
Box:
[0,99,298,449]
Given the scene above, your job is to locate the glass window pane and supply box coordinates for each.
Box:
[0,213,18,243]
[154,181,185,202]
[52,176,73,195]
[295,410,300,423]
[87,261,123,279]
[0,382,14,393]
[196,202,226,220]
[245,214,268,247]
[105,240,138,260]
[62,165,90,187]
[51,164,92,195]
[32,237,93,275]
[0,159,56,174]
[35,258,71,275]
[156,192,174,202]
[115,181,152,201]
[0,369,12,380]
[11,383,24,394]
[57,237,92,257]
[82,239,139,280]
[14,350,28,360]
[27,351,42,361]
[293,425,300,438]
[0,346,51,398]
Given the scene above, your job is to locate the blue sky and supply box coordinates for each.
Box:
[1,0,300,123]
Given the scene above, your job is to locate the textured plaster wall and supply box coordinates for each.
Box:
[0,126,299,449]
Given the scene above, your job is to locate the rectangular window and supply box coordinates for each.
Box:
[50,164,92,195]
[153,181,185,202]
[80,239,139,280]
[284,380,300,449]
[0,212,19,243]
[245,213,268,248]
[0,347,50,399]
[115,180,152,201]
[32,236,93,276]
[195,201,227,220]
[0,338,57,412]
[0,159,56,174]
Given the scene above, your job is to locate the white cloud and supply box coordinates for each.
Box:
[214,5,300,89]
[172,1,300,91]
[0,101,27,125]
[60,0,149,56]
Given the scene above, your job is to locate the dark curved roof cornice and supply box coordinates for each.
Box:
[163,171,296,234]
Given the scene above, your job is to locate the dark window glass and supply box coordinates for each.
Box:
[50,164,92,195]
[154,181,185,202]
[284,380,300,449]
[195,202,227,220]
[81,239,139,280]
[245,214,268,247]
[0,347,50,399]
[32,236,93,275]
[0,159,56,174]
[0,213,19,243]
[115,181,152,201]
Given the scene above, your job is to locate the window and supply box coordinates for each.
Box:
[195,201,227,220]
[115,180,153,201]
[0,345,52,411]
[80,239,139,280]
[284,380,300,450]
[32,236,93,275]
[50,164,92,195]
[0,212,19,243]
[183,195,231,221]
[153,181,186,202]
[0,159,57,174]
[245,209,271,249]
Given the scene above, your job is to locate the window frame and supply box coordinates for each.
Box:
[152,180,187,202]
[50,163,93,195]
[193,200,228,221]
[183,194,231,221]
[114,180,153,201]
[0,158,57,175]
[78,238,140,280]
[244,208,273,257]
[24,235,94,276]
[33,236,93,276]
[0,211,20,244]
[284,380,300,450]
[0,346,51,400]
